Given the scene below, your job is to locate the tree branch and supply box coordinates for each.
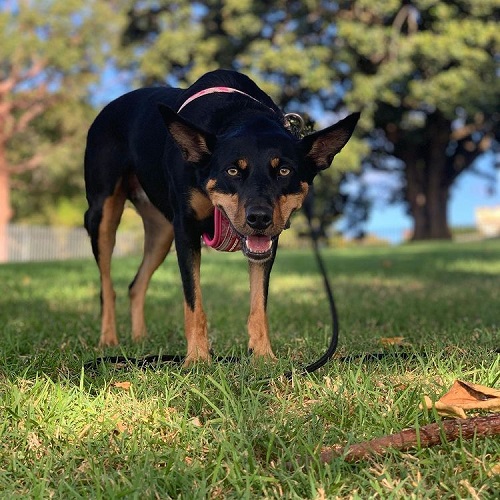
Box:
[7,153,43,174]
[0,76,16,97]
[292,414,500,466]
[14,102,46,134]
[320,414,500,463]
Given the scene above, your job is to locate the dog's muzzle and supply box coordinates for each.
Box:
[203,207,275,261]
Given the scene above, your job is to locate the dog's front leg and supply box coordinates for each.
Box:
[176,242,210,366]
[247,252,278,360]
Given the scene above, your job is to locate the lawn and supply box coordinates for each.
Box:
[0,239,499,498]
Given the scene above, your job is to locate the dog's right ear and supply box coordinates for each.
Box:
[158,104,215,163]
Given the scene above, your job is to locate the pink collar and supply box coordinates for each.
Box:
[177,86,266,113]
[202,207,242,252]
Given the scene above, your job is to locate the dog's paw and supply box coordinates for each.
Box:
[98,335,119,348]
[131,329,148,343]
[183,349,211,368]
[248,345,277,362]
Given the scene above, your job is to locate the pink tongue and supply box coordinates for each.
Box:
[246,235,272,253]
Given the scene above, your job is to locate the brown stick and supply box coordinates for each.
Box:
[317,414,500,464]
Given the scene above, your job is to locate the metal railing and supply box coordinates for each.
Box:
[6,224,142,262]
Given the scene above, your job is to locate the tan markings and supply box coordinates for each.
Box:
[183,252,210,366]
[98,179,127,347]
[207,179,308,237]
[247,262,276,359]
[189,189,214,220]
[206,179,246,232]
[129,195,174,341]
[237,158,248,170]
[270,157,280,168]
[272,182,309,232]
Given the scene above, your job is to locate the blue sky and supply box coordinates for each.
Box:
[364,154,499,243]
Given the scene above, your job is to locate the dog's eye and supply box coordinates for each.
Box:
[227,167,239,177]
[278,167,291,177]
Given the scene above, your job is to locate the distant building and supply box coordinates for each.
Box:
[475,206,500,236]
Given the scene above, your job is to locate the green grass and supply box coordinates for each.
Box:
[1,239,499,498]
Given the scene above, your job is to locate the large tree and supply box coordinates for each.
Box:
[120,0,499,240]
[0,0,126,261]
[337,0,500,239]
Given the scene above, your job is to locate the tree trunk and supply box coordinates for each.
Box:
[0,144,12,262]
[402,112,453,241]
[406,168,451,241]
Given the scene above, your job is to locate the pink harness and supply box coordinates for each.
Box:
[178,86,256,252]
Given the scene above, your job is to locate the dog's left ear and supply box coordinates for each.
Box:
[158,104,215,163]
[299,112,360,181]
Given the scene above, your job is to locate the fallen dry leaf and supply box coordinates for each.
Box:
[439,380,500,409]
[488,462,500,477]
[422,380,500,418]
[113,381,131,390]
[379,336,407,346]
[114,421,129,434]
[189,417,203,428]
[422,395,467,419]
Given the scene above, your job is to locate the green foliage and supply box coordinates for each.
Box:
[336,1,499,239]
[0,0,129,225]
[120,0,499,241]
[341,1,500,123]
[0,240,499,497]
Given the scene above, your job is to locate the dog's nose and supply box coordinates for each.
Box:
[246,206,273,230]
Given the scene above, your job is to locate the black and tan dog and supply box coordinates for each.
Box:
[84,69,359,365]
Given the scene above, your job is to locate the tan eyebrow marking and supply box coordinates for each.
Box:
[270,157,280,168]
[237,158,248,170]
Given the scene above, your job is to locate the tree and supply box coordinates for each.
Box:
[120,0,499,241]
[337,0,500,239]
[119,0,369,238]
[0,0,126,261]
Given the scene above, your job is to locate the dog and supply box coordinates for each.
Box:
[84,69,359,365]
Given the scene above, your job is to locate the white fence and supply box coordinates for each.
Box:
[6,224,142,262]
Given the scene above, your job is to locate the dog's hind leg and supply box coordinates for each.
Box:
[85,178,127,347]
[128,183,174,341]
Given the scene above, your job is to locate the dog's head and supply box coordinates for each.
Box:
[159,105,359,262]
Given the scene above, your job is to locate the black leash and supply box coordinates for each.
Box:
[292,191,339,376]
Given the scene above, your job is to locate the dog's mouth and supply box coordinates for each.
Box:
[242,234,274,262]
[202,207,275,262]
